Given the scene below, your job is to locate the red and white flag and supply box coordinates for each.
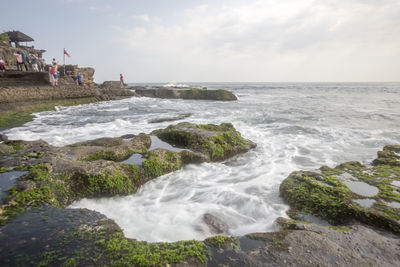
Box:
[64,49,71,58]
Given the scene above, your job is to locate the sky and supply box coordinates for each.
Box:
[2,0,400,83]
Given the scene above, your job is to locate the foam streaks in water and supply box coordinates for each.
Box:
[3,82,400,241]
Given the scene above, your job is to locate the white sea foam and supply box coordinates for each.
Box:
[4,83,400,241]
[163,82,189,88]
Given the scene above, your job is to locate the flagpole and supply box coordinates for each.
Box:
[63,48,65,76]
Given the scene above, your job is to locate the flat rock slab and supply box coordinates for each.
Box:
[134,86,237,101]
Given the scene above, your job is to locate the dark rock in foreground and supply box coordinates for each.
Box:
[134,86,237,101]
[2,209,399,266]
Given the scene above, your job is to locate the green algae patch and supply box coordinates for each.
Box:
[373,145,400,166]
[178,88,237,101]
[0,163,70,225]
[80,170,136,197]
[280,171,354,224]
[152,122,255,161]
[143,149,182,179]
[328,225,352,232]
[247,231,292,252]
[3,140,24,152]
[101,232,208,266]
[204,236,238,248]
[83,150,132,162]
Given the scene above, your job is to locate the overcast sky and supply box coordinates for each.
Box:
[2,0,399,82]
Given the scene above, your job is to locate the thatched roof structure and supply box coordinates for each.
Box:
[6,31,34,42]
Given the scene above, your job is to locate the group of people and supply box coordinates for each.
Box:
[12,51,45,72]
[2,52,126,88]
[49,58,83,87]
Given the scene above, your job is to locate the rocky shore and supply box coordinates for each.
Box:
[1,117,399,265]
[0,72,238,130]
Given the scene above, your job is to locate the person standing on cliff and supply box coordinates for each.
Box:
[21,51,29,71]
[13,52,23,71]
[53,63,59,86]
[77,73,83,86]
[0,58,5,72]
[50,63,59,86]
[31,54,39,72]
[120,73,124,88]
[38,57,45,72]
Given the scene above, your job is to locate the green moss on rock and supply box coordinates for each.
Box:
[143,150,182,179]
[178,88,237,101]
[83,150,132,162]
[204,235,238,248]
[373,145,400,166]
[152,122,255,161]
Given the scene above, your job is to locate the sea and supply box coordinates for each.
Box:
[3,82,400,242]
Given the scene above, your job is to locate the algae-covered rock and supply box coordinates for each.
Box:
[152,122,256,161]
[280,150,400,234]
[134,87,237,101]
[372,144,400,166]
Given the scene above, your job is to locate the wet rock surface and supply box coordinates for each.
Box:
[205,217,400,267]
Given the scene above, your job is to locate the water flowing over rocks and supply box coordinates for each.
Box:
[0,122,255,224]
[1,123,400,265]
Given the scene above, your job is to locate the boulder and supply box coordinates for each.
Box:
[203,213,230,234]
[152,122,256,161]
[0,134,7,141]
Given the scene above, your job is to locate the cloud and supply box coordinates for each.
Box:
[132,14,150,23]
[117,0,400,81]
